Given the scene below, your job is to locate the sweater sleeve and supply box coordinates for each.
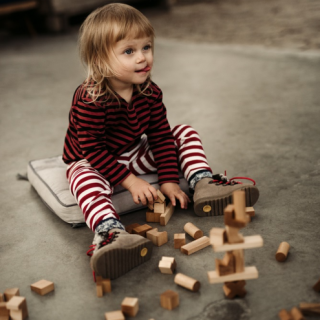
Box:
[72,90,131,186]
[146,86,180,185]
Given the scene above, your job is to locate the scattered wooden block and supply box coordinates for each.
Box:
[245,207,255,218]
[223,280,246,299]
[184,222,203,240]
[276,242,290,262]
[208,266,258,284]
[105,310,125,320]
[160,290,179,310]
[215,252,235,276]
[156,190,166,203]
[313,278,320,292]
[181,236,210,255]
[132,224,153,237]
[212,235,263,252]
[121,297,139,317]
[159,257,176,274]
[291,307,305,320]
[299,302,320,316]
[174,273,200,292]
[0,294,3,302]
[233,249,245,273]
[125,223,141,234]
[160,202,175,226]
[146,228,168,246]
[0,302,10,320]
[224,205,248,228]
[6,296,28,320]
[30,280,54,296]
[210,228,227,247]
[146,210,161,223]
[278,309,293,320]
[225,225,244,244]
[96,276,111,296]
[174,233,186,249]
[154,202,166,214]
[96,283,103,297]
[233,190,247,223]
[3,288,19,301]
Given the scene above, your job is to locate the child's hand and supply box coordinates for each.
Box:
[160,183,191,209]
[121,174,158,206]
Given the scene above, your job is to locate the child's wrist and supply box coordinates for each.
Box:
[120,173,137,190]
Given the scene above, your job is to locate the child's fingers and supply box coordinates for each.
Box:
[133,194,140,205]
[145,190,154,205]
[169,195,176,206]
[148,186,158,201]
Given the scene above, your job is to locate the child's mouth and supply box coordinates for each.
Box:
[135,66,151,73]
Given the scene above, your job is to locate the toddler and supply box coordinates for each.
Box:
[62,3,259,280]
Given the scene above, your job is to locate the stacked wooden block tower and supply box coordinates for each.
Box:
[207,190,263,298]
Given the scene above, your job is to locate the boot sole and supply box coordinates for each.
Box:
[194,186,259,217]
[91,238,153,280]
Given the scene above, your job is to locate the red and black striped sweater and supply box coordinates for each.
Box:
[62,81,180,186]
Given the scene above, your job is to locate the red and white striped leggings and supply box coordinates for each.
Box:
[67,124,212,231]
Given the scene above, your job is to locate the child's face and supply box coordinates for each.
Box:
[109,36,153,90]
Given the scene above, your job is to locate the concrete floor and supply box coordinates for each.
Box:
[1,32,320,320]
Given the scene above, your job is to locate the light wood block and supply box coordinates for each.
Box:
[121,297,139,317]
[132,224,153,237]
[313,278,320,292]
[291,307,305,320]
[156,190,166,203]
[215,252,235,276]
[233,190,247,223]
[105,310,125,320]
[184,222,203,240]
[224,205,248,228]
[7,297,28,320]
[125,223,141,234]
[233,249,245,273]
[225,225,244,244]
[154,202,166,214]
[181,236,210,255]
[0,294,3,302]
[146,210,161,223]
[96,276,111,295]
[160,202,175,226]
[162,257,177,269]
[96,283,103,297]
[208,266,259,284]
[0,302,10,320]
[276,242,290,262]
[245,207,255,217]
[174,273,200,292]
[210,228,227,247]
[299,303,320,316]
[160,290,179,310]
[159,257,176,274]
[30,280,54,295]
[4,288,19,301]
[213,235,263,252]
[174,233,186,249]
[278,309,293,320]
[223,280,246,299]
[146,228,168,246]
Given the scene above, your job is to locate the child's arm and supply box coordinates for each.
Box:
[120,173,158,206]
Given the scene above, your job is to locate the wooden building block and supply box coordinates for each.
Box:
[0,302,10,320]
[4,288,19,301]
[225,225,244,244]
[125,223,141,234]
[156,190,166,203]
[132,224,153,237]
[159,257,176,274]
[105,310,125,320]
[184,222,203,240]
[146,228,168,246]
[299,302,320,316]
[174,273,200,292]
[223,280,246,299]
[233,249,245,273]
[181,236,210,255]
[160,290,179,310]
[224,205,248,228]
[215,252,235,276]
[174,233,186,249]
[6,297,28,320]
[101,279,111,293]
[245,207,255,217]
[210,228,227,247]
[146,210,161,223]
[208,266,258,284]
[154,202,166,214]
[30,279,54,295]
[0,294,3,302]
[232,190,247,222]
[291,307,305,320]
[276,242,290,262]
[121,297,139,317]
[313,278,320,292]
[160,202,175,226]
[278,309,293,320]
[96,283,103,297]
[213,235,263,252]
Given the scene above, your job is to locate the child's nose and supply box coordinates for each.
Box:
[136,52,146,63]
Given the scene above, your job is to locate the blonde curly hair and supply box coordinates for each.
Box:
[79,3,155,104]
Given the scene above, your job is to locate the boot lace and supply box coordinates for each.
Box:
[86,231,120,257]
[210,171,256,186]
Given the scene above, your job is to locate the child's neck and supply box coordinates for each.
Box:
[111,82,133,104]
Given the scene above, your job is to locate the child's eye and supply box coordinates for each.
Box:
[124,48,133,55]
[143,45,151,51]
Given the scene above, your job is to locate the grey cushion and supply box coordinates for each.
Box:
[27,156,190,225]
